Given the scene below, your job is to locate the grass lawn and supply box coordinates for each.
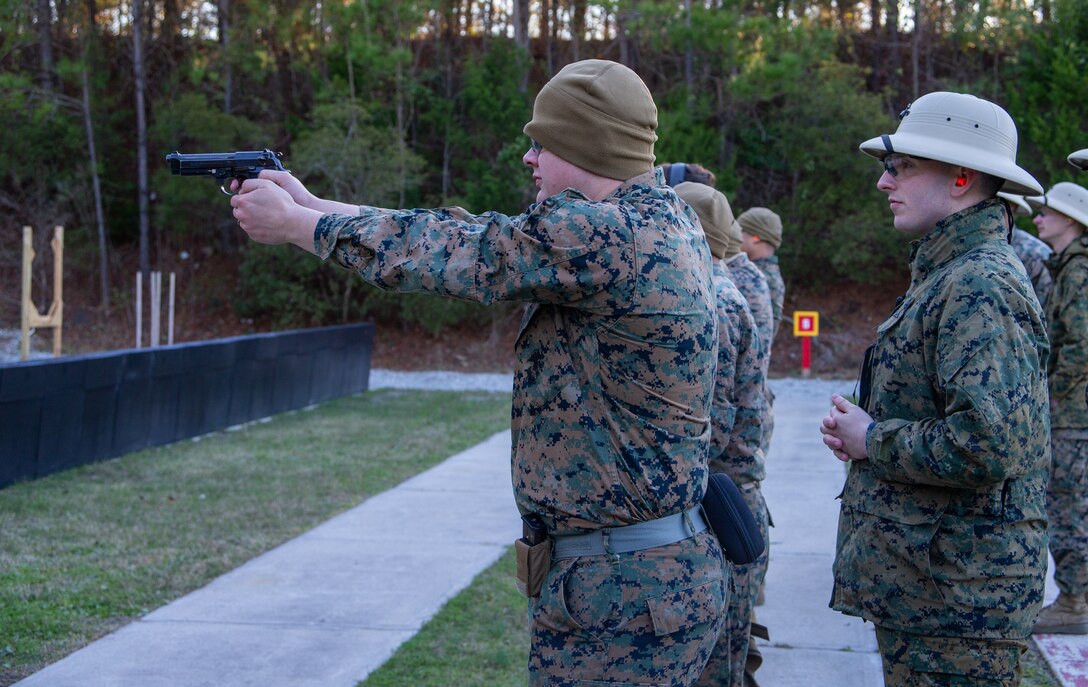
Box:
[0,388,512,686]
[359,547,529,687]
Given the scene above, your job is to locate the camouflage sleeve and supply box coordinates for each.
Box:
[1049,259,1088,409]
[865,307,1043,489]
[725,309,766,479]
[709,298,739,460]
[313,191,634,307]
[708,275,767,483]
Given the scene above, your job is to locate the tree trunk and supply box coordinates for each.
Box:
[133,0,151,277]
[541,0,553,76]
[570,0,587,62]
[36,0,55,93]
[887,0,900,103]
[683,0,693,95]
[910,0,922,100]
[868,0,882,91]
[550,0,559,74]
[82,61,110,310]
[394,2,408,207]
[218,0,232,113]
[617,8,632,69]
[513,0,529,91]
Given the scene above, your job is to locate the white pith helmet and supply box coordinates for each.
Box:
[997,191,1033,217]
[1025,182,1088,229]
[1070,149,1088,171]
[860,91,1043,196]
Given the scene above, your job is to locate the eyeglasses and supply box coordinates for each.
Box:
[529,139,543,154]
[882,154,921,179]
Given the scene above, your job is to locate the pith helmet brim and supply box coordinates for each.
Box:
[859,92,1042,196]
[1025,182,1088,229]
[997,192,1032,217]
[1070,148,1088,171]
[861,133,1043,196]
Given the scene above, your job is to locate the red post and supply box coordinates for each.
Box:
[801,337,811,377]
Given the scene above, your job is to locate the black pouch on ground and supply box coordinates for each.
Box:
[701,472,765,565]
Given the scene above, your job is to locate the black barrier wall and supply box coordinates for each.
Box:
[0,323,374,489]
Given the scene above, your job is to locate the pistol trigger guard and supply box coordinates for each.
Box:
[219,183,235,197]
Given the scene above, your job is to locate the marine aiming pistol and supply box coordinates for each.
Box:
[165,149,287,196]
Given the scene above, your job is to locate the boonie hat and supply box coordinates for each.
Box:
[736,207,783,249]
[860,91,1042,196]
[1025,182,1088,229]
[524,59,657,181]
[674,182,740,260]
[1070,149,1088,172]
[997,191,1033,217]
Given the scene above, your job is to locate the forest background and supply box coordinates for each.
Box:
[1,0,1086,372]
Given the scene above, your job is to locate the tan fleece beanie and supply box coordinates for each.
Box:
[523,60,657,181]
[675,182,742,259]
[736,207,783,249]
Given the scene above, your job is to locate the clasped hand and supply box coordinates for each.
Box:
[819,394,872,462]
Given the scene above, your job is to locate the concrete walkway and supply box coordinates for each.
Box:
[14,430,520,687]
[14,375,1081,686]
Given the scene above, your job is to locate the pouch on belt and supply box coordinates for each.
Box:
[702,472,765,565]
[515,513,551,598]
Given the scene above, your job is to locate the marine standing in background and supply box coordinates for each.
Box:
[1027,182,1088,635]
[1071,149,1088,417]
[738,208,786,342]
[819,91,1050,686]
[229,59,728,687]
[722,217,775,463]
[998,191,1053,305]
[675,182,770,687]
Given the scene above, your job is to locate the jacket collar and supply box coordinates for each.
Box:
[907,199,1009,289]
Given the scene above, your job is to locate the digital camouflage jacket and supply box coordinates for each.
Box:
[708,260,766,485]
[752,255,785,342]
[833,199,1051,639]
[315,168,719,536]
[1045,234,1088,430]
[1012,228,1053,306]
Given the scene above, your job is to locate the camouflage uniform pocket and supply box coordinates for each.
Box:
[645,579,725,637]
[877,628,1024,684]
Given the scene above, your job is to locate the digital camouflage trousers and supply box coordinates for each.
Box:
[528,529,728,687]
[1048,434,1088,595]
[695,485,770,687]
[875,627,1026,687]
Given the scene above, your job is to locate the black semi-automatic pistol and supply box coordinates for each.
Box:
[165,149,287,196]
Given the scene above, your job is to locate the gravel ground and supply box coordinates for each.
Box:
[368,368,515,392]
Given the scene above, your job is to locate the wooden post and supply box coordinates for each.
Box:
[51,227,63,356]
[20,227,33,361]
[21,226,65,360]
[136,272,143,349]
[168,273,176,346]
[150,271,161,347]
